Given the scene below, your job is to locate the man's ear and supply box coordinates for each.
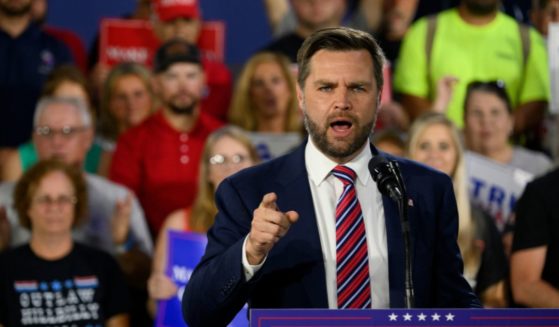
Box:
[296,84,305,112]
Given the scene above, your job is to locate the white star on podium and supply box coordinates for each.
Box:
[432,313,441,321]
[388,313,398,321]
[445,313,455,321]
[403,313,412,321]
[417,313,427,321]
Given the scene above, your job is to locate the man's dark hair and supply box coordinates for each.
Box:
[297,27,385,92]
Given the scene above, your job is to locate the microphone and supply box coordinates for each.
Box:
[368,155,404,202]
[369,155,415,308]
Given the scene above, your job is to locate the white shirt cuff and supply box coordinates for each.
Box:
[242,235,266,281]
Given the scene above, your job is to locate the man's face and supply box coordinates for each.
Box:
[462,0,500,15]
[155,18,201,44]
[0,0,31,16]
[297,49,379,163]
[155,62,205,115]
[291,0,345,31]
[33,103,93,165]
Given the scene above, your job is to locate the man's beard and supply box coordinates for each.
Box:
[464,0,499,16]
[166,94,198,115]
[303,111,375,160]
[0,2,31,17]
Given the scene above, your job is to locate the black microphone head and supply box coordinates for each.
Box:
[368,156,402,200]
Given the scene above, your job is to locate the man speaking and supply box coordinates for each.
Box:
[182,27,481,326]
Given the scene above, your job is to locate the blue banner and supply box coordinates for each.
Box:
[156,230,248,327]
[251,308,559,326]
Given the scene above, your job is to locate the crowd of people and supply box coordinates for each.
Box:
[1,0,559,326]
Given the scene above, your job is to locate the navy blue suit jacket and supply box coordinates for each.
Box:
[183,143,481,326]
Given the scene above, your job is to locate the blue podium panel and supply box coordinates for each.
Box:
[251,309,559,326]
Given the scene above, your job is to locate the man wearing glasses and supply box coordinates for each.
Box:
[0,97,153,257]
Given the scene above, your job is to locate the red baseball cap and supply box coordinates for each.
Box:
[153,0,201,21]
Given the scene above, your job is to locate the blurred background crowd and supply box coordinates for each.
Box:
[1,0,559,325]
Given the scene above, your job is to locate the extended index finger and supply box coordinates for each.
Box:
[259,192,278,210]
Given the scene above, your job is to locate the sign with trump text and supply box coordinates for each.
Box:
[464,151,533,232]
[100,19,159,68]
[99,18,226,69]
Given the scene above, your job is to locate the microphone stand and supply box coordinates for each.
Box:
[388,161,415,309]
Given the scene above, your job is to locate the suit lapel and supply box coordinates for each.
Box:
[275,144,328,307]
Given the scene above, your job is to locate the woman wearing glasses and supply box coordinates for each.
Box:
[0,160,130,327]
[147,126,259,314]
[463,80,552,176]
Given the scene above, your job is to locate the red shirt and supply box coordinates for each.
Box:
[201,58,232,122]
[109,111,223,236]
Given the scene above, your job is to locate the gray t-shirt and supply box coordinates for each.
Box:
[510,146,553,177]
[0,173,153,255]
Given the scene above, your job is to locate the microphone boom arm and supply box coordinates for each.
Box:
[389,161,415,309]
[369,157,415,308]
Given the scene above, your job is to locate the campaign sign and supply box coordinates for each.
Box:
[100,18,226,68]
[198,21,225,63]
[251,308,559,326]
[99,19,159,68]
[155,230,248,327]
[464,151,534,232]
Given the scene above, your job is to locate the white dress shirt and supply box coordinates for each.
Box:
[243,138,389,308]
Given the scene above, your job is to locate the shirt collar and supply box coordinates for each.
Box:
[305,136,373,187]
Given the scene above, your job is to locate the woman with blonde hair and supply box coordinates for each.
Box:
[96,63,157,176]
[147,126,259,313]
[407,112,508,307]
[229,52,301,133]
[98,62,156,144]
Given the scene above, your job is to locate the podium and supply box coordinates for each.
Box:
[250,308,559,326]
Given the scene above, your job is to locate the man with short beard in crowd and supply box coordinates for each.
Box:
[110,39,223,238]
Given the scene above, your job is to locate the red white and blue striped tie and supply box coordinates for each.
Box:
[332,165,371,309]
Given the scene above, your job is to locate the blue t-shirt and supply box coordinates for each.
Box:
[0,22,72,147]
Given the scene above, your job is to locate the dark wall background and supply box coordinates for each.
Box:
[46,0,273,67]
